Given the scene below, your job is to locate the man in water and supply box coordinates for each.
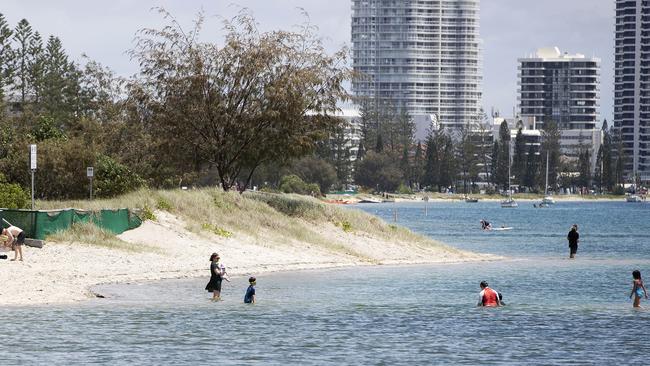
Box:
[244,276,256,304]
[480,220,492,231]
[477,281,501,307]
[567,224,579,259]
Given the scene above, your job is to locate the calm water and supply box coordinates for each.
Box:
[1,201,650,365]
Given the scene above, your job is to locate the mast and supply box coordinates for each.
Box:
[508,139,512,200]
[545,151,549,196]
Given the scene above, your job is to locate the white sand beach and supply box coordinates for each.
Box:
[0,210,492,306]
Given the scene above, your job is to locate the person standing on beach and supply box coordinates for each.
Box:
[630,270,648,308]
[205,253,229,301]
[477,281,501,307]
[2,225,25,261]
[567,224,579,259]
[244,277,256,304]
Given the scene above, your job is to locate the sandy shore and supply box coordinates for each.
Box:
[0,211,492,306]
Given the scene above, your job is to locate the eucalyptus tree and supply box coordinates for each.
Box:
[129,9,350,191]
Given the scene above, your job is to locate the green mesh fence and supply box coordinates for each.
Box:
[0,208,143,240]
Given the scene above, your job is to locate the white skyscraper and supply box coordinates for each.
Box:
[614,0,650,181]
[351,0,482,129]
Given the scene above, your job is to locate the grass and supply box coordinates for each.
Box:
[46,222,160,253]
[36,187,459,258]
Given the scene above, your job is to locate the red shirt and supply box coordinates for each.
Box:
[480,287,499,307]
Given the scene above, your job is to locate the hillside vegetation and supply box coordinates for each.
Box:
[38,188,465,259]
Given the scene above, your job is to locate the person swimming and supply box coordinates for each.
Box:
[480,220,492,231]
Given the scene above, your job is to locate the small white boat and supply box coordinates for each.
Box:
[626,195,643,203]
[358,198,382,204]
[465,197,479,203]
[542,196,555,205]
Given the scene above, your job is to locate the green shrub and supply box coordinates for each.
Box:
[0,174,29,209]
[335,220,352,232]
[246,192,325,219]
[279,174,321,196]
[201,223,233,238]
[95,155,145,198]
[612,185,626,196]
[139,204,156,221]
[156,197,173,211]
[396,183,413,195]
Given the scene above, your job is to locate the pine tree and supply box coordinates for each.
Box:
[495,121,510,190]
[512,128,526,186]
[412,141,423,189]
[27,31,44,104]
[375,133,384,153]
[422,132,439,190]
[523,144,539,190]
[0,14,14,100]
[578,149,591,189]
[490,140,499,186]
[540,120,561,191]
[12,19,33,103]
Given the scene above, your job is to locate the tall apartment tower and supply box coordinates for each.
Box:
[518,47,600,131]
[614,0,649,180]
[351,0,482,129]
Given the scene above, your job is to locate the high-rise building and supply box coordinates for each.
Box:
[351,0,482,129]
[518,47,600,131]
[518,47,602,170]
[614,0,650,180]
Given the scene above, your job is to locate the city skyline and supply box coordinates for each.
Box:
[2,0,614,123]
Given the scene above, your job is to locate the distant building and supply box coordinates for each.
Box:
[518,47,599,130]
[493,116,542,157]
[614,0,650,181]
[493,115,602,172]
[351,0,482,129]
[517,47,601,174]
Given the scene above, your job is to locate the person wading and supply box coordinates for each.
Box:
[567,224,580,259]
[477,281,501,307]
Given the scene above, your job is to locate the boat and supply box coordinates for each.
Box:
[465,196,479,203]
[358,198,382,204]
[501,140,517,208]
[540,152,555,205]
[626,175,644,202]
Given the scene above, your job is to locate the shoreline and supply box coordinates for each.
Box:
[0,210,497,307]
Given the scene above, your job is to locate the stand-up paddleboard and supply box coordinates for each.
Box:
[492,227,513,231]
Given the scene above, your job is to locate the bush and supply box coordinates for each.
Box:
[246,192,325,219]
[139,204,156,221]
[0,174,29,209]
[290,156,338,194]
[354,151,403,192]
[201,223,233,238]
[612,185,626,196]
[95,155,145,198]
[279,175,321,196]
[156,197,173,211]
[396,183,413,195]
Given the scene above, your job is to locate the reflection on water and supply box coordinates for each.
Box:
[1,202,649,365]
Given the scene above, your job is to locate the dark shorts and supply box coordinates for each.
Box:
[12,232,25,249]
[569,243,578,254]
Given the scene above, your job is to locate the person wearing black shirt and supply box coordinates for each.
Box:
[567,224,579,259]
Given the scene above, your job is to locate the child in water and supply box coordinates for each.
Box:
[244,276,256,304]
[630,270,648,308]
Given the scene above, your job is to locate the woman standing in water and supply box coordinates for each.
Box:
[206,253,226,301]
[630,270,648,308]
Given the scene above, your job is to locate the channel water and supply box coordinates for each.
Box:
[1,201,649,365]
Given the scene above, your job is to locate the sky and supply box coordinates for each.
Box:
[2,0,615,124]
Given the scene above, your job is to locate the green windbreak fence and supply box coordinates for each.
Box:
[0,208,143,240]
